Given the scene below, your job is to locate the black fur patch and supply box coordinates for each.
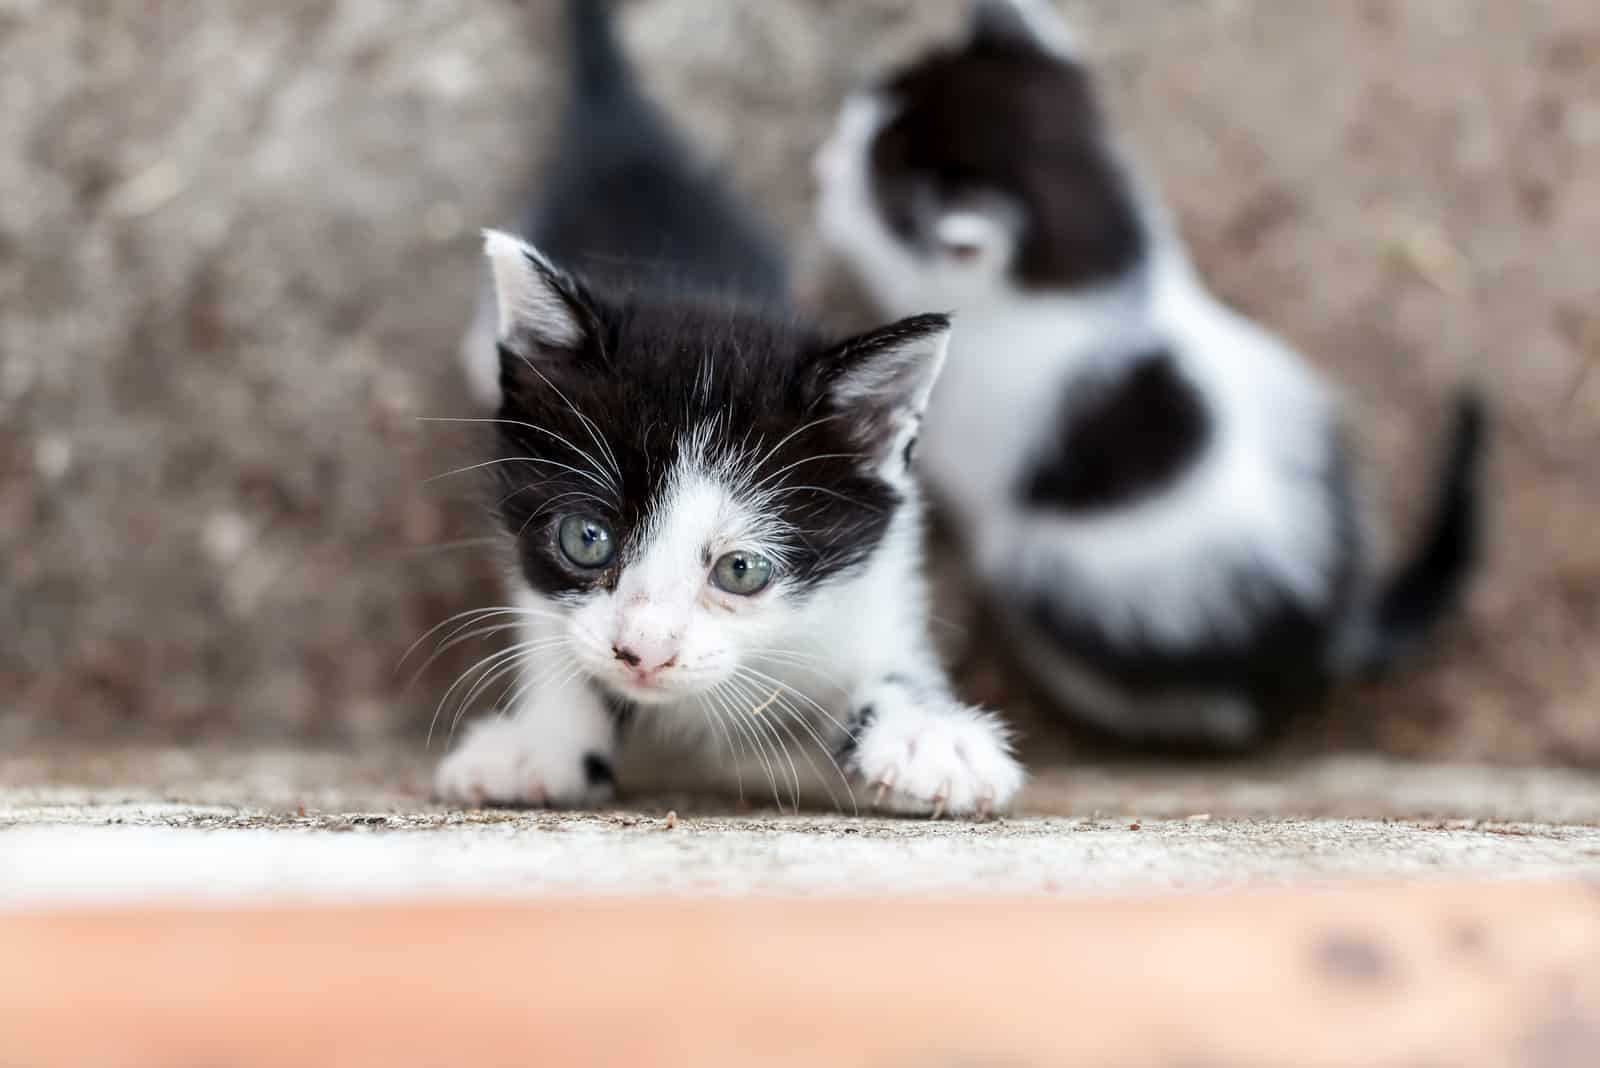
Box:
[1022,446,1365,727]
[834,702,879,764]
[582,752,616,788]
[1021,349,1210,513]
[867,27,1145,289]
[494,300,934,597]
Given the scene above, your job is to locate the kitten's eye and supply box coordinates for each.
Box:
[558,515,616,569]
[711,551,774,596]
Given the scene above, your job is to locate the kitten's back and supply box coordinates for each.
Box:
[531,0,789,307]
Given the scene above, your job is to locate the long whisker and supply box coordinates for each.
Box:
[400,605,543,670]
[740,674,857,815]
[430,637,568,748]
[511,356,624,488]
[758,483,886,515]
[728,676,800,812]
[742,414,840,485]
[714,685,780,811]
[736,665,854,739]
[425,455,618,500]
[754,452,864,492]
[419,416,619,494]
[404,621,533,693]
[697,692,746,805]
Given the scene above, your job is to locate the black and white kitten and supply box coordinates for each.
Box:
[814,0,1484,745]
[435,1,1023,815]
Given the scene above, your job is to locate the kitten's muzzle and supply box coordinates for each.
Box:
[612,643,678,678]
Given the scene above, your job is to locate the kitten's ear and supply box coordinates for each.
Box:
[969,0,1076,57]
[482,229,594,361]
[815,313,952,468]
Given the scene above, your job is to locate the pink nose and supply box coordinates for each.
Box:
[611,610,680,675]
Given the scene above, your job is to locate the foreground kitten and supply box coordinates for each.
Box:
[814,0,1484,745]
[434,0,1022,815]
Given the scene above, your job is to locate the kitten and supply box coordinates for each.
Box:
[813,0,1484,746]
[434,0,1023,815]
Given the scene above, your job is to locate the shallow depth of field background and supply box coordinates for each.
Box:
[3,0,1596,764]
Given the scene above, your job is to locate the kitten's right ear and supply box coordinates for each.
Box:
[482,229,593,361]
[969,0,1076,57]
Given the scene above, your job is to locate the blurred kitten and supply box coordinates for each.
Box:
[813,0,1484,746]
[434,0,1022,815]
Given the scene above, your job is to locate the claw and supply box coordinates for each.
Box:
[873,769,896,809]
[928,779,951,820]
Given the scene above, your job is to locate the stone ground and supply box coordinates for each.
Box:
[4,1,1599,766]
[5,747,1599,905]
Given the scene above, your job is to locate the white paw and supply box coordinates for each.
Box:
[434,716,614,809]
[848,690,1024,818]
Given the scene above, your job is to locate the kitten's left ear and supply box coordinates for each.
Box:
[815,313,952,468]
[482,229,596,361]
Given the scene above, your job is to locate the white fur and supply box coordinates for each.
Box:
[813,37,1349,738]
[435,663,616,807]
[849,679,1023,815]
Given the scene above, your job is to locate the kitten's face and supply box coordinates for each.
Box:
[814,0,1143,312]
[481,232,948,707]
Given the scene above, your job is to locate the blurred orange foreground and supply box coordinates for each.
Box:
[4,883,1599,1067]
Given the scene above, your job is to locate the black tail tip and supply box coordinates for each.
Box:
[1450,388,1488,472]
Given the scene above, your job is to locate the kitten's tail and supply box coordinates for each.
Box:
[567,0,633,103]
[1344,391,1487,674]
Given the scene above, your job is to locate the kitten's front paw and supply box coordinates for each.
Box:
[434,716,614,809]
[848,691,1024,818]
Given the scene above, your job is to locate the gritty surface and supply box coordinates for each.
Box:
[3,747,1599,905]
[3,1,1599,765]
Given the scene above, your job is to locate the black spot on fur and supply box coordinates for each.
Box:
[582,752,616,788]
[835,703,878,764]
[1022,348,1210,513]
[1315,932,1391,983]
[1020,442,1364,732]
[867,27,1145,289]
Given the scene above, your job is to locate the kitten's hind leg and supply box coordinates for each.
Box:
[434,664,619,809]
[840,675,1025,818]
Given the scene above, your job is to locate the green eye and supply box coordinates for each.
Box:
[558,515,615,569]
[711,550,774,596]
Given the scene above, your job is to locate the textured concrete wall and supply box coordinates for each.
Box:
[3,1,1597,762]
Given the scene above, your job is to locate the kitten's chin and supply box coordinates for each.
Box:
[597,672,719,707]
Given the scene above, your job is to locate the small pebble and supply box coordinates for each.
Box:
[663,810,678,830]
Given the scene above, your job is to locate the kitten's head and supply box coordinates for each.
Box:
[814,0,1144,312]
[479,231,948,707]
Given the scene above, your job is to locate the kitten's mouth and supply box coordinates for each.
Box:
[600,671,690,706]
